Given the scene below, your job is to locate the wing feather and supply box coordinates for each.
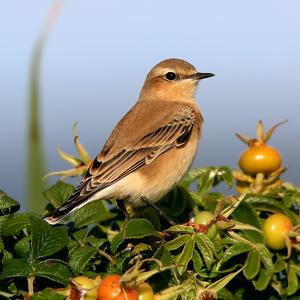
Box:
[60,103,197,208]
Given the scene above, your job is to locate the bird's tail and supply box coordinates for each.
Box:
[43,196,89,225]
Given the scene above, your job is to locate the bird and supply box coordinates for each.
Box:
[44,58,214,225]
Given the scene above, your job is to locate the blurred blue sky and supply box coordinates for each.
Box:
[1,1,300,209]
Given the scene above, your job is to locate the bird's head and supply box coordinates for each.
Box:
[139,58,214,102]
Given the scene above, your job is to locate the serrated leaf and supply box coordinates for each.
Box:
[35,259,72,285]
[123,218,156,239]
[29,289,65,300]
[87,237,107,249]
[180,168,206,188]
[222,243,251,263]
[197,168,215,195]
[68,239,79,255]
[273,255,285,273]
[68,245,97,273]
[287,268,298,296]
[110,232,124,254]
[0,236,3,252]
[243,249,260,280]
[153,245,173,266]
[164,234,191,251]
[43,181,75,208]
[165,225,194,234]
[232,202,263,243]
[14,236,31,258]
[217,288,234,300]
[0,259,32,279]
[2,249,13,264]
[70,200,116,228]
[194,233,215,268]
[220,166,234,188]
[73,226,96,243]
[0,215,10,233]
[0,190,20,216]
[252,268,272,291]
[256,244,273,273]
[193,249,203,273]
[31,216,68,259]
[2,213,30,236]
[245,195,299,225]
[176,237,194,275]
[208,267,243,292]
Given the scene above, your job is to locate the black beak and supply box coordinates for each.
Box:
[191,72,215,80]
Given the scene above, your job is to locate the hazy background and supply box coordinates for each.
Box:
[1,0,300,209]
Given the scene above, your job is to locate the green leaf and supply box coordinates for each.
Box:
[43,181,75,208]
[256,244,273,273]
[123,218,157,239]
[273,255,285,273]
[165,225,194,234]
[14,236,31,258]
[252,268,272,291]
[0,190,20,216]
[287,268,298,296]
[197,168,215,195]
[0,215,10,233]
[243,249,260,280]
[35,259,72,285]
[195,167,233,195]
[217,288,234,300]
[245,195,299,225]
[2,249,13,264]
[142,207,161,230]
[87,237,107,249]
[2,213,30,236]
[221,243,251,263]
[164,234,191,251]
[0,259,32,279]
[176,237,195,275]
[180,168,206,188]
[167,187,187,217]
[0,236,4,252]
[30,216,68,259]
[194,233,215,268]
[153,245,173,266]
[208,267,243,292]
[110,232,124,254]
[73,226,96,243]
[220,166,234,188]
[70,200,116,228]
[232,201,263,243]
[29,289,65,300]
[68,245,97,273]
[193,249,203,273]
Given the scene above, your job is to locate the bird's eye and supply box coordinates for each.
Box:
[165,72,177,81]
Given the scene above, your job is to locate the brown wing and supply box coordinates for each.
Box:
[61,101,200,208]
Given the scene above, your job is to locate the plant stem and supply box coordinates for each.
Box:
[27,0,63,212]
[27,276,35,295]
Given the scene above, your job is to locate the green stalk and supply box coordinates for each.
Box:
[27,37,46,213]
[26,0,63,212]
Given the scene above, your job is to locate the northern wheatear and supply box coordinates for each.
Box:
[44,58,214,224]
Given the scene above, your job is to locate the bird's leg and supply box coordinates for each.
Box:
[141,196,176,226]
[117,199,130,219]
